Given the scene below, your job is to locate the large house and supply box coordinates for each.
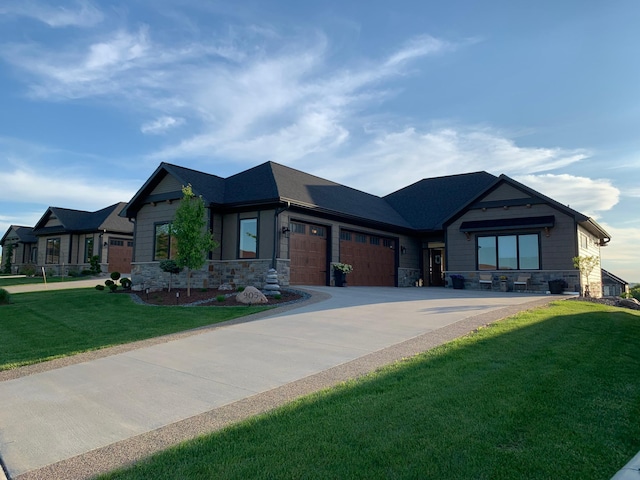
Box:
[121,162,611,296]
[1,203,134,275]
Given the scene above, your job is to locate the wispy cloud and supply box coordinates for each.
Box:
[0,166,137,210]
[310,126,589,195]
[141,116,185,135]
[515,174,619,216]
[0,0,103,28]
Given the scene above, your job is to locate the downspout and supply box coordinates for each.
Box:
[271,201,291,269]
[128,218,137,262]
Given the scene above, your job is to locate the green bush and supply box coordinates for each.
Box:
[108,283,118,293]
[0,288,11,305]
[630,285,640,301]
[105,279,114,287]
[95,285,105,291]
[22,264,36,276]
[274,294,282,300]
[120,278,132,290]
[236,286,245,292]
[67,270,81,277]
[216,295,226,302]
[81,269,93,276]
[110,271,121,282]
[89,255,101,274]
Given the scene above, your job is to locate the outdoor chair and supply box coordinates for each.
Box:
[479,274,493,290]
[513,274,531,292]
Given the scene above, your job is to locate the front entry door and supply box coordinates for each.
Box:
[430,249,444,286]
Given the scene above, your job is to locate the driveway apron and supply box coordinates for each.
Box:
[0,287,553,479]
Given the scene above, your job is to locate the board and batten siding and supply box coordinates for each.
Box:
[446,185,578,271]
[134,201,179,262]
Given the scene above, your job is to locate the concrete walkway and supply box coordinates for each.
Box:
[0,286,555,479]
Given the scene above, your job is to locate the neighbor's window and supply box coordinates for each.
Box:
[154,223,177,260]
[239,218,257,258]
[46,238,61,264]
[84,237,94,263]
[477,234,539,270]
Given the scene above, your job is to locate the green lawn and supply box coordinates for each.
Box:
[0,289,269,370]
[99,301,640,480]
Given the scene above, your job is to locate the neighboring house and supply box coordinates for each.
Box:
[0,225,38,274]
[602,269,629,297]
[30,202,134,275]
[121,162,612,297]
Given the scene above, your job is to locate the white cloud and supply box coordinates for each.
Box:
[599,223,640,283]
[0,0,103,28]
[308,126,589,195]
[0,167,137,210]
[514,174,619,217]
[141,116,185,135]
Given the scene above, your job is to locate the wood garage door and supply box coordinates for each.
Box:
[289,222,328,285]
[108,238,133,273]
[340,231,396,286]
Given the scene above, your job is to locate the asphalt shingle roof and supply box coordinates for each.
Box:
[383,172,498,230]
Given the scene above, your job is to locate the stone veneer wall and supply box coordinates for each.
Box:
[398,268,422,287]
[131,259,291,291]
[444,270,596,296]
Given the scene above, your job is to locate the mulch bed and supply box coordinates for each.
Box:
[128,288,305,307]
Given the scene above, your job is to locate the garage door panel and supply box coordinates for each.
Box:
[340,232,395,286]
[289,222,327,286]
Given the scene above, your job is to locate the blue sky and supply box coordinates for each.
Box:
[1,0,638,282]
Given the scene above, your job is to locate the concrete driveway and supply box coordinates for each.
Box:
[0,286,554,479]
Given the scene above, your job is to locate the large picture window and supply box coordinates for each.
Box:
[46,238,61,264]
[239,218,257,258]
[477,234,539,270]
[154,223,177,260]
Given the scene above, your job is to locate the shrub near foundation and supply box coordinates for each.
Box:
[0,288,10,305]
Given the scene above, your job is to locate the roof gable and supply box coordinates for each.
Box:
[33,204,133,235]
[1,225,37,245]
[443,174,611,241]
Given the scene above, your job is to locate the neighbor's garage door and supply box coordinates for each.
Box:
[289,222,328,285]
[108,238,133,273]
[340,231,395,286]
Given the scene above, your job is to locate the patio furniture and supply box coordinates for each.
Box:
[514,274,531,292]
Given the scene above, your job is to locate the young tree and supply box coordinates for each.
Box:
[2,243,14,274]
[172,184,219,296]
[573,255,600,297]
[159,259,182,292]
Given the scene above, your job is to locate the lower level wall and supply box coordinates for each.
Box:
[398,268,422,287]
[131,260,291,291]
[444,270,601,297]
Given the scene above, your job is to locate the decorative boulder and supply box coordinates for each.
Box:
[236,286,269,304]
[619,298,640,310]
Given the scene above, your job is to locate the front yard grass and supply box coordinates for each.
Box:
[100,301,640,479]
[0,289,269,370]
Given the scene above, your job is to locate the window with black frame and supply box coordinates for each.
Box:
[239,218,257,258]
[477,234,539,270]
[154,223,177,260]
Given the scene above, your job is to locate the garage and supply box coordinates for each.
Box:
[340,230,396,286]
[289,221,328,285]
[108,238,133,273]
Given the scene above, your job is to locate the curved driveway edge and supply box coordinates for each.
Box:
[2,287,557,480]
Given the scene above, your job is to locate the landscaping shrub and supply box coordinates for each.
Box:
[89,255,101,274]
[22,264,36,276]
[120,278,132,290]
[0,288,11,305]
[108,283,118,293]
[105,279,114,287]
[95,285,105,291]
[81,269,93,276]
[216,295,226,302]
[110,271,121,282]
[67,270,81,277]
[236,286,245,292]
